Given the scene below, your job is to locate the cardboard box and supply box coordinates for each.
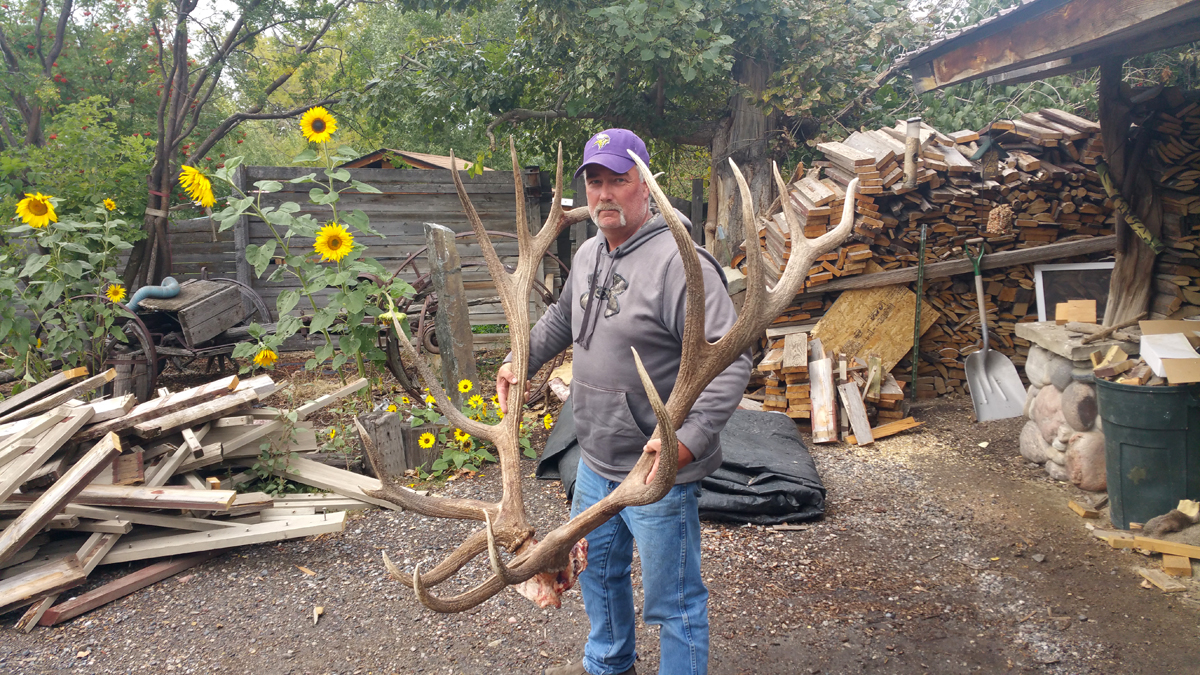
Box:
[1140,321,1200,383]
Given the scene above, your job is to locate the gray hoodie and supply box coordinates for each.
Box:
[521,209,751,484]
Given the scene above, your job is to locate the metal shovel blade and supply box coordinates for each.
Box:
[965,348,1027,422]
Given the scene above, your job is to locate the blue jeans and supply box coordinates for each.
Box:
[570,461,709,675]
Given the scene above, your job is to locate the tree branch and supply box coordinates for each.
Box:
[186,96,343,163]
[44,0,72,74]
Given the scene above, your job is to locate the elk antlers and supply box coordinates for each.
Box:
[366,137,858,612]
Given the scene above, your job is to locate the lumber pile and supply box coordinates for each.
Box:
[739,107,1120,405]
[0,368,391,629]
[1149,98,1200,321]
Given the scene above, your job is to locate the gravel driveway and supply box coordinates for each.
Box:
[2,395,1197,674]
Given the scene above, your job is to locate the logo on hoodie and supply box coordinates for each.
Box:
[580,272,627,318]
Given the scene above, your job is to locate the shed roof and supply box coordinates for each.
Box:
[895,0,1200,93]
[340,149,493,171]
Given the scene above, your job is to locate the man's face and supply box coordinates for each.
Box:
[585,165,650,231]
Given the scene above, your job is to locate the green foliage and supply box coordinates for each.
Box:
[398,390,534,480]
[248,408,308,496]
[0,199,133,381]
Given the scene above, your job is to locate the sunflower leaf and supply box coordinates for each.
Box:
[276,289,300,316]
[254,180,283,193]
[325,168,351,183]
[292,149,319,163]
[20,254,50,278]
[350,180,381,194]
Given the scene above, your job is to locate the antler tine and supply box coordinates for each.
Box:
[621,346,680,501]
[509,137,533,256]
[385,303,493,440]
[484,509,525,585]
[412,562,509,613]
[448,149,517,315]
[728,159,766,309]
[811,177,859,252]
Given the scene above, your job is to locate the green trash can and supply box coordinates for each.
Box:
[1095,378,1200,529]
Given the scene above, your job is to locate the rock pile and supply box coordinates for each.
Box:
[1020,344,1105,491]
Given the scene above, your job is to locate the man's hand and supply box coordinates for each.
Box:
[495,363,528,415]
[643,438,693,485]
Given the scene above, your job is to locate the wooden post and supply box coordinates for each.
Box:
[402,424,441,473]
[570,174,589,257]
[356,412,408,479]
[903,116,921,188]
[690,178,705,245]
[711,176,733,267]
[424,222,479,408]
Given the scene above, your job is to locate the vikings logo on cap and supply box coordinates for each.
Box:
[592,133,611,149]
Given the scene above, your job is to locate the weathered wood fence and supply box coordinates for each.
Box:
[161,166,552,325]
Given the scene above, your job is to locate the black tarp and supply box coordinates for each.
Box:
[536,400,825,524]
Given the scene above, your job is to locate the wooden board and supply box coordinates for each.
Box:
[809,358,837,444]
[1068,500,1100,518]
[76,375,240,442]
[7,484,238,510]
[1138,567,1186,592]
[39,551,219,626]
[0,408,96,501]
[269,455,403,511]
[810,285,941,372]
[837,382,873,445]
[0,367,89,420]
[63,505,235,532]
[0,370,116,423]
[0,556,86,613]
[781,333,809,375]
[1131,536,1200,560]
[1162,554,1193,578]
[846,417,922,445]
[99,511,347,565]
[292,378,368,421]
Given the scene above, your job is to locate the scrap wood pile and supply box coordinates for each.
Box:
[1149,98,1200,322]
[742,107,1121,404]
[0,367,395,630]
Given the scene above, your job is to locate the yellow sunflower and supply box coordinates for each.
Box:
[491,394,499,405]
[179,165,215,208]
[105,283,127,303]
[424,394,435,405]
[453,428,471,443]
[300,106,337,144]
[103,198,116,211]
[253,347,278,368]
[15,192,57,228]
[329,428,337,439]
[313,222,354,263]
[544,413,554,430]
[418,432,436,449]
[468,394,484,408]
[401,396,410,405]
[457,379,473,394]
[387,404,397,413]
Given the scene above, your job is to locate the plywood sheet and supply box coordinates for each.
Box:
[810,285,941,372]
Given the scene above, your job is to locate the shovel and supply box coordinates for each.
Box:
[964,242,1026,422]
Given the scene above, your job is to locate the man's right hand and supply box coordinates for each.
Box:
[496,363,521,415]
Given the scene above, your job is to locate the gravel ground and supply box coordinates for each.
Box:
[3,384,1199,673]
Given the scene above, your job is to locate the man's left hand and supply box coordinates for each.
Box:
[643,438,693,485]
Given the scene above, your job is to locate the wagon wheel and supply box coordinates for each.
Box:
[212,278,272,326]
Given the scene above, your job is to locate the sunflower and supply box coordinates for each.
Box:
[300,106,337,143]
[424,394,435,405]
[491,394,499,405]
[15,192,57,228]
[105,283,127,303]
[418,432,436,449]
[401,396,410,405]
[253,347,278,368]
[453,428,471,443]
[313,222,354,263]
[457,379,473,394]
[387,404,397,413]
[544,413,554,430]
[329,428,337,439]
[179,165,215,208]
[103,198,116,211]
[468,394,484,408]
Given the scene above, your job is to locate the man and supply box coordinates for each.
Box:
[497,129,750,675]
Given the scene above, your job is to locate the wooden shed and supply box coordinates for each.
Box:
[893,0,1200,325]
[339,149,493,171]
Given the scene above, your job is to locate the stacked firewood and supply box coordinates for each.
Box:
[1150,99,1200,321]
[0,368,393,630]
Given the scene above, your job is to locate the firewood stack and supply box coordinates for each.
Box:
[1149,99,1200,321]
[0,368,392,630]
[739,107,1122,403]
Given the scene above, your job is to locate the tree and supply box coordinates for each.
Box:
[353,0,920,258]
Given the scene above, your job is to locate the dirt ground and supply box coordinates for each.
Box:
[3,379,1200,673]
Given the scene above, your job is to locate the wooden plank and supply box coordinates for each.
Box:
[132,389,258,439]
[426,222,480,409]
[837,382,873,445]
[88,395,137,423]
[39,551,218,626]
[810,285,941,373]
[809,358,838,444]
[269,455,403,511]
[795,235,1116,297]
[0,408,96,501]
[1138,567,1186,592]
[0,367,89,419]
[0,410,68,470]
[780,333,809,375]
[74,519,133,534]
[1068,500,1100,519]
[99,511,347,564]
[63,505,236,532]
[7,484,238,510]
[112,449,144,486]
[1131,536,1200,560]
[0,370,116,424]
[846,417,922,445]
[76,375,240,442]
[216,420,287,458]
[0,434,121,566]
[292,379,368,421]
[1162,554,1193,577]
[0,556,86,613]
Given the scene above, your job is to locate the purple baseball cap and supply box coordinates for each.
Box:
[573,129,650,180]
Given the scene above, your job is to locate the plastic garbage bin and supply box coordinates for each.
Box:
[1094,378,1200,529]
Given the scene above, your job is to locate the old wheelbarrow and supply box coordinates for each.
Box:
[964,241,1025,422]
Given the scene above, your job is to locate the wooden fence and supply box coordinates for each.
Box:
[162,166,551,325]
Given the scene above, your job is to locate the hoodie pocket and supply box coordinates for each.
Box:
[571,379,650,459]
